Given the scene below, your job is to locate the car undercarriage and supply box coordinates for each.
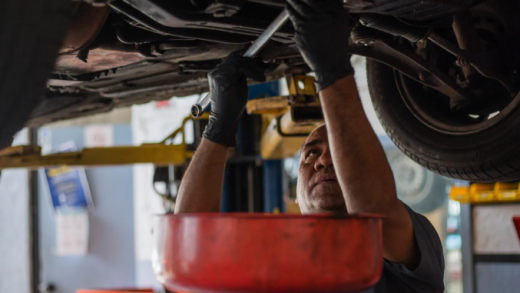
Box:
[39,0,495,124]
[3,0,520,182]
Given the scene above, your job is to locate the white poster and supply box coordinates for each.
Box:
[55,209,89,255]
[84,125,114,148]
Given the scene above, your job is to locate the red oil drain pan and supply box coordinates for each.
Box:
[152,213,383,293]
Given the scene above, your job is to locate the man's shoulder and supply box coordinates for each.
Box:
[406,206,444,259]
[380,205,445,293]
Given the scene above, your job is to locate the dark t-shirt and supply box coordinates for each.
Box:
[361,205,445,293]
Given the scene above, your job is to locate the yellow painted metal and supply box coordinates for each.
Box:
[495,182,519,201]
[450,182,520,204]
[246,75,319,116]
[470,183,495,202]
[284,196,301,214]
[0,144,192,170]
[160,113,209,145]
[0,145,41,157]
[0,114,208,170]
[246,96,290,115]
[288,75,317,96]
[249,75,322,160]
[449,186,470,203]
[259,111,322,159]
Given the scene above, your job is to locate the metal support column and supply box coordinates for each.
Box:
[263,160,284,213]
[461,204,474,293]
[28,127,40,293]
[221,81,281,213]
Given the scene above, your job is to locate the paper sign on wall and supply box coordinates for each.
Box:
[40,140,93,255]
[55,210,89,255]
[84,125,114,148]
[41,141,94,214]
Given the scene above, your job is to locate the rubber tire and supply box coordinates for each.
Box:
[0,0,71,149]
[386,149,449,214]
[368,59,520,183]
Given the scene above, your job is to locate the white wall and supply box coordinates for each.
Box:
[131,95,200,287]
[0,129,30,293]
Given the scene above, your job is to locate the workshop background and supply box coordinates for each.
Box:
[1,57,519,293]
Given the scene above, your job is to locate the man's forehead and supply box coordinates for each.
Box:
[299,125,328,159]
[304,124,328,144]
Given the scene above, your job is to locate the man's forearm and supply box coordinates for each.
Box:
[174,138,228,213]
[320,75,398,213]
[320,75,418,267]
[174,52,265,213]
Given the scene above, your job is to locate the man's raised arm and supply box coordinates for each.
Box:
[175,53,265,214]
[287,0,419,268]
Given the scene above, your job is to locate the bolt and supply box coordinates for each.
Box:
[213,8,238,17]
[150,44,162,57]
[416,39,427,49]
[356,38,376,48]
[213,9,227,17]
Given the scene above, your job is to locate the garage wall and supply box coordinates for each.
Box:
[38,125,136,293]
[131,96,200,287]
[0,129,30,293]
[475,263,520,293]
[473,204,520,254]
[462,204,520,293]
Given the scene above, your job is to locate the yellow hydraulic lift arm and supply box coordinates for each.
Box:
[0,114,208,170]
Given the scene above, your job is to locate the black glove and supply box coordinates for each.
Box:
[203,52,266,147]
[287,0,354,91]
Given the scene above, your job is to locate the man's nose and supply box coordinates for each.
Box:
[314,149,333,171]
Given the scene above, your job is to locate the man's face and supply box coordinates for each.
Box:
[297,125,347,214]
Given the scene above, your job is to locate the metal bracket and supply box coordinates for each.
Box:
[275,116,310,138]
[205,0,245,18]
[246,75,319,115]
[350,26,476,110]
[247,75,322,159]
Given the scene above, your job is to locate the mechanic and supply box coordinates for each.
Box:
[175,0,445,292]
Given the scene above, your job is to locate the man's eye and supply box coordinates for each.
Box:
[307,150,320,158]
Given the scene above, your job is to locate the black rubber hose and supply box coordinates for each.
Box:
[359,14,431,42]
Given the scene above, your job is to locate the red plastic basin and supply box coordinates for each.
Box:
[77,289,153,293]
[152,213,383,293]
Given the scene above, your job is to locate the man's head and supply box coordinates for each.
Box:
[297,124,347,214]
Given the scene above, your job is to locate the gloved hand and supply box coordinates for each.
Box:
[203,52,266,147]
[286,0,354,91]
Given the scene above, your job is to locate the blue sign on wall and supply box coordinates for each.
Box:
[41,141,93,213]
